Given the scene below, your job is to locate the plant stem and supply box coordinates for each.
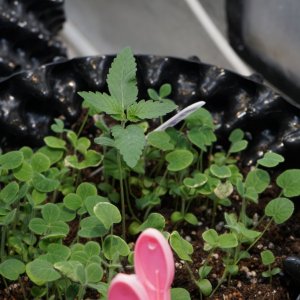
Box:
[239,196,247,224]
[212,199,217,226]
[124,176,140,222]
[210,268,228,297]
[77,109,89,137]
[77,285,86,300]
[19,277,27,300]
[117,153,126,240]
[1,226,6,262]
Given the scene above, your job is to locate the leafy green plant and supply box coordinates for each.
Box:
[0,47,299,300]
[260,250,281,283]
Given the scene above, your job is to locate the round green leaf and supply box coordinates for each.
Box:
[184,213,198,225]
[86,263,103,283]
[31,152,51,172]
[170,231,193,262]
[218,233,238,248]
[257,152,284,168]
[210,164,231,179]
[260,250,275,265]
[76,182,97,200]
[229,129,244,143]
[171,288,191,300]
[32,172,60,193]
[46,244,71,263]
[0,182,19,204]
[166,149,193,172]
[202,229,218,247]
[26,259,61,285]
[44,136,66,150]
[276,169,300,197]
[198,278,212,297]
[13,161,33,181]
[63,193,83,211]
[32,189,47,205]
[0,151,23,170]
[137,213,165,232]
[103,235,130,260]
[228,140,248,154]
[265,197,294,224]
[78,216,108,238]
[245,169,270,193]
[38,146,64,165]
[147,131,174,151]
[159,83,172,98]
[85,241,101,257]
[0,259,25,280]
[94,202,121,229]
[42,203,61,223]
[29,218,47,235]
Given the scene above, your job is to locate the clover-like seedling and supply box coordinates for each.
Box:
[197,265,212,297]
[202,229,238,251]
[260,250,281,283]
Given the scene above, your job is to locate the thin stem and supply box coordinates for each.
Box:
[77,285,86,300]
[117,153,126,240]
[210,268,228,297]
[77,109,89,137]
[19,277,27,300]
[239,196,247,224]
[124,176,140,222]
[1,226,6,262]
[246,219,273,254]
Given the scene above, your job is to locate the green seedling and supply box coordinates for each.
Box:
[260,250,281,283]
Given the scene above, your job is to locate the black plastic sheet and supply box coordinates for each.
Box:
[0,55,299,168]
[0,0,66,78]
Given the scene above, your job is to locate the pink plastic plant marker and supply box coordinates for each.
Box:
[108,273,150,300]
[134,228,175,300]
[108,228,175,300]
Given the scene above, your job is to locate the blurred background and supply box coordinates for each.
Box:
[63,0,232,70]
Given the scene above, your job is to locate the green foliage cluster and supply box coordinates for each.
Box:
[0,48,298,299]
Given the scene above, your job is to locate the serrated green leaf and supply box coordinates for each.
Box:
[112,125,145,168]
[127,100,177,121]
[107,47,137,109]
[94,136,115,147]
[79,91,123,118]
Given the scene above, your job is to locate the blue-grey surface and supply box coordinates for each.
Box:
[64,0,231,69]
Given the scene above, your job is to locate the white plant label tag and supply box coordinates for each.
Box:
[152,101,206,132]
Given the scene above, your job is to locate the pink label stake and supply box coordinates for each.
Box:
[108,228,175,300]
